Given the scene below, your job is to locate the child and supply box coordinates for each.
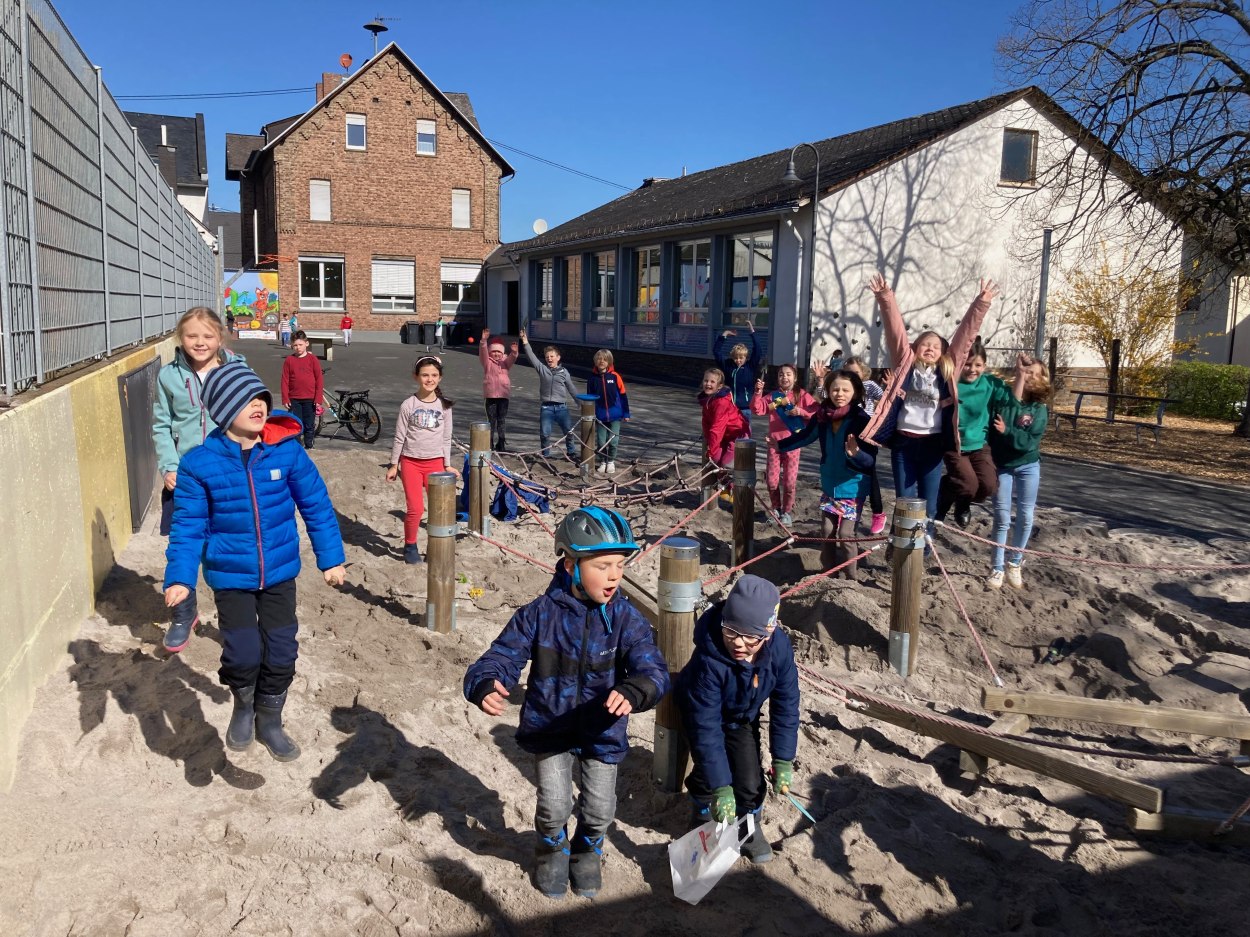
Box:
[677,574,799,865]
[936,338,999,529]
[586,349,630,474]
[843,356,887,534]
[281,330,324,450]
[151,307,243,652]
[434,315,447,352]
[750,364,816,526]
[987,353,1051,589]
[714,321,763,434]
[463,507,670,899]
[386,355,454,564]
[479,328,518,452]
[860,274,999,527]
[278,313,291,347]
[700,368,749,477]
[163,362,346,761]
[520,328,580,460]
[779,369,878,579]
[340,313,353,347]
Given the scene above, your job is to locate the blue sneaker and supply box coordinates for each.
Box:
[163,615,198,653]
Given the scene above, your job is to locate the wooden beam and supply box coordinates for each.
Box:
[960,712,1031,776]
[841,687,1164,812]
[983,687,1250,742]
[1127,807,1250,845]
[620,573,659,629]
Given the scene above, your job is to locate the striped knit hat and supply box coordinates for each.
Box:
[201,361,273,429]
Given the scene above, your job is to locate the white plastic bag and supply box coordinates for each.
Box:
[668,814,755,905]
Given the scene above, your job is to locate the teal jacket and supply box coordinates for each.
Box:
[152,348,246,475]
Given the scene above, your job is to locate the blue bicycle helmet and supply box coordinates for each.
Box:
[554,506,639,560]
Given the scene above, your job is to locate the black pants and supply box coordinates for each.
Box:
[214,579,299,696]
[684,717,765,816]
[288,398,317,447]
[485,397,509,450]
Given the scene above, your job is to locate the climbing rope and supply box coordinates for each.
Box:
[629,486,724,567]
[703,538,796,588]
[780,544,884,598]
[488,464,556,538]
[927,535,1005,688]
[467,530,556,573]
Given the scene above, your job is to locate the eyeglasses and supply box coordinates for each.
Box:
[721,626,765,648]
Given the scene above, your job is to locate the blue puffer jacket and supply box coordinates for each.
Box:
[676,604,800,790]
[163,413,345,591]
[152,348,246,475]
[463,569,670,763]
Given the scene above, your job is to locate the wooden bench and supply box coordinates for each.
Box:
[301,331,336,361]
[1052,390,1179,444]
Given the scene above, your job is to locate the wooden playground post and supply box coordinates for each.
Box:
[888,498,927,677]
[469,421,491,537]
[732,438,756,567]
[425,472,457,633]
[579,399,596,481]
[1048,336,1058,390]
[1107,338,1121,420]
[652,537,701,793]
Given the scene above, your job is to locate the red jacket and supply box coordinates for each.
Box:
[699,387,748,466]
[282,352,324,404]
[340,316,353,330]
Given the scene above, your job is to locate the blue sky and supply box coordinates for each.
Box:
[54,0,1018,243]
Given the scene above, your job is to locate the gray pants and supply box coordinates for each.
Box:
[534,752,618,844]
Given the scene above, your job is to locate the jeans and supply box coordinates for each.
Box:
[539,403,577,458]
[215,579,299,696]
[289,398,317,448]
[534,752,618,843]
[596,419,621,465]
[684,717,765,816]
[991,460,1041,571]
[891,433,945,520]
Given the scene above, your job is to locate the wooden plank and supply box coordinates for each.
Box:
[843,687,1164,812]
[982,687,1250,742]
[620,573,659,629]
[1127,807,1250,845]
[960,712,1031,776]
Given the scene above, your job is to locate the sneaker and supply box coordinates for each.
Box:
[741,823,773,864]
[870,512,887,535]
[596,464,607,475]
[163,615,199,653]
[1005,564,1023,589]
[605,461,615,474]
[954,505,971,529]
[987,569,1005,589]
[779,512,793,527]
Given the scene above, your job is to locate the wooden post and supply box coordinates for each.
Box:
[888,497,927,677]
[1047,335,1057,390]
[1107,338,1121,420]
[652,537,701,793]
[469,421,491,537]
[579,399,596,481]
[425,472,457,633]
[732,438,756,567]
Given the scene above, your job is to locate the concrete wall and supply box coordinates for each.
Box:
[0,338,173,790]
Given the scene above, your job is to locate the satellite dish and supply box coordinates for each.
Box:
[339,53,353,70]
[532,218,548,235]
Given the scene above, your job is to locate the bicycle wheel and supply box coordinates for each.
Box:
[314,393,331,436]
[344,399,382,443]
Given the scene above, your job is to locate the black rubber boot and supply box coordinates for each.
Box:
[403,542,424,565]
[225,685,255,751]
[534,828,570,898]
[254,691,301,762]
[741,814,773,864]
[569,833,604,898]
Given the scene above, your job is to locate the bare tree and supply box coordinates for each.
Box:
[1000,0,1250,435]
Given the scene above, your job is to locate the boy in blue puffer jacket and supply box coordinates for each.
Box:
[163,362,345,763]
[464,507,669,900]
[677,574,799,865]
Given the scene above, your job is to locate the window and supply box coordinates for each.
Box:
[299,257,345,311]
[452,189,471,229]
[632,246,661,323]
[372,258,415,312]
[441,261,482,315]
[346,113,366,150]
[534,258,553,319]
[562,255,582,321]
[1001,128,1038,185]
[417,119,437,155]
[591,250,615,321]
[674,239,712,324]
[726,231,773,328]
[309,179,330,222]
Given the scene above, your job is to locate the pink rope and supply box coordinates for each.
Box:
[927,535,1004,688]
[468,530,557,573]
[792,534,889,544]
[629,486,723,567]
[489,465,556,539]
[1216,794,1250,836]
[780,544,883,598]
[703,538,796,588]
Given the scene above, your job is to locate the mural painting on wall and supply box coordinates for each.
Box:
[225,272,279,339]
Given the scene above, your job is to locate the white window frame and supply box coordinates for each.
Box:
[452,188,471,229]
[726,230,774,329]
[592,249,616,321]
[299,256,345,311]
[441,261,482,315]
[534,258,553,319]
[309,179,331,222]
[632,245,661,324]
[346,113,367,151]
[417,119,437,156]
[372,258,415,312]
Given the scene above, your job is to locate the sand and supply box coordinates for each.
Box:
[2,446,1249,937]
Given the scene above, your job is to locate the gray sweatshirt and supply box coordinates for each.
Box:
[522,340,579,405]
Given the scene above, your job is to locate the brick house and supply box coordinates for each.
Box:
[225,43,513,334]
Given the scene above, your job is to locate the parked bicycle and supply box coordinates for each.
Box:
[315,384,382,443]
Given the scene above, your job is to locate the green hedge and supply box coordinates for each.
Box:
[1164,361,1250,421]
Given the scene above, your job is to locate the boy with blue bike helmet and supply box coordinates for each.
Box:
[465,506,670,899]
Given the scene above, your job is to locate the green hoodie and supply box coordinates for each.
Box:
[989,394,1048,471]
[957,373,1012,451]
[152,347,245,474]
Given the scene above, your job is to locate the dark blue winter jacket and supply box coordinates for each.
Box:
[586,368,630,423]
[163,413,345,591]
[676,604,800,790]
[463,569,670,763]
[714,331,764,410]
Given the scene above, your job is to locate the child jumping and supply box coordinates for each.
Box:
[387,355,454,564]
[520,329,580,460]
[677,574,799,865]
[464,507,670,899]
[281,330,324,450]
[479,329,518,452]
[586,349,630,474]
[936,338,999,529]
[779,369,878,579]
[750,364,816,526]
[714,321,763,433]
[163,362,346,761]
[152,307,243,652]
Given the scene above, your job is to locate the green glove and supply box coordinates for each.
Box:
[772,759,793,795]
[711,786,736,822]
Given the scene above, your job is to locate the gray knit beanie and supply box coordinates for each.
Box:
[201,361,272,430]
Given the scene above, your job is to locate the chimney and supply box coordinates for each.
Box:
[157,145,177,189]
[316,72,345,101]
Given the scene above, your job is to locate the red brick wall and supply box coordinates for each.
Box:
[266,51,504,332]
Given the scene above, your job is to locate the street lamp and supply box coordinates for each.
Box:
[782,143,821,374]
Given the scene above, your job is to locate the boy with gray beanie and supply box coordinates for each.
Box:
[163,361,345,762]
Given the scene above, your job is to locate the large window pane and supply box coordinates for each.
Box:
[299,258,345,311]
[726,231,772,329]
[562,255,582,321]
[592,250,615,321]
[535,259,553,319]
[1001,128,1037,184]
[675,239,711,324]
[632,246,660,323]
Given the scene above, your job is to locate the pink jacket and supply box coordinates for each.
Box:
[750,387,817,443]
[859,287,992,448]
[479,341,518,398]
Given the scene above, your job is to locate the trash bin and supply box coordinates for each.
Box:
[402,320,421,344]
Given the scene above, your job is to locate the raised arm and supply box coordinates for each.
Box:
[949,278,1000,371]
[867,273,909,369]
